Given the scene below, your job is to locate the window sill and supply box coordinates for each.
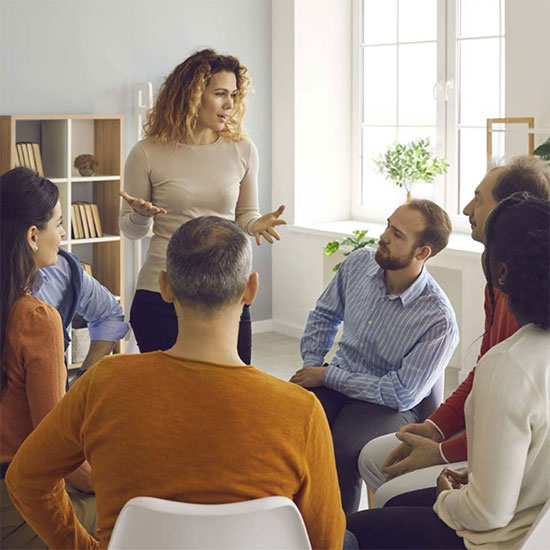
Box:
[290,220,484,258]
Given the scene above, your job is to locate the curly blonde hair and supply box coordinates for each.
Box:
[144,49,251,143]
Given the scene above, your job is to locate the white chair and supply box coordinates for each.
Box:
[107,495,312,550]
[521,499,550,550]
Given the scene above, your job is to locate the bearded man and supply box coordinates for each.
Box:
[291,199,459,515]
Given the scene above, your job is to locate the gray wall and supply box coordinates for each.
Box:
[0,0,273,323]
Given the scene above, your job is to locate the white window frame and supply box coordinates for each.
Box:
[352,0,505,234]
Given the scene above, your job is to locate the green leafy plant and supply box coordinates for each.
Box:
[375,138,449,201]
[533,138,550,161]
[325,229,378,272]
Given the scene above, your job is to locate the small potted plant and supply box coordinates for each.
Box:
[325,229,378,272]
[533,138,550,161]
[74,154,99,177]
[375,138,449,201]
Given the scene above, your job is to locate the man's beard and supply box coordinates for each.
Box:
[375,245,416,271]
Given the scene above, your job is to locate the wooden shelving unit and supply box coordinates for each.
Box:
[0,114,125,365]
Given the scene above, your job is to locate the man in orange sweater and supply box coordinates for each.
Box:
[6,216,346,550]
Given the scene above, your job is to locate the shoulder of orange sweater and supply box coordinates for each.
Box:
[9,295,62,328]
[248,366,320,412]
[86,351,164,375]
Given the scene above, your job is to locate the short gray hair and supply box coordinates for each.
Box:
[166,216,252,311]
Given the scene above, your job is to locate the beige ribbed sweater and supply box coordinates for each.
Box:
[434,324,550,549]
[120,136,261,292]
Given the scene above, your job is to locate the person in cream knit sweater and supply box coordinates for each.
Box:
[347,193,550,550]
[120,49,286,360]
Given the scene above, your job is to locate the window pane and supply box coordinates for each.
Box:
[363,46,397,124]
[398,42,437,125]
[362,127,402,209]
[458,128,487,213]
[398,0,437,43]
[363,0,397,45]
[459,38,500,126]
[459,0,500,38]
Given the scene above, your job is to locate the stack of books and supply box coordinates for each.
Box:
[71,202,103,239]
[14,142,44,176]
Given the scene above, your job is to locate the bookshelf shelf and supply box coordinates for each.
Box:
[68,234,121,245]
[72,175,121,183]
[0,113,125,365]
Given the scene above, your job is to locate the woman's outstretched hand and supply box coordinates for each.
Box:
[252,205,287,245]
[120,191,167,218]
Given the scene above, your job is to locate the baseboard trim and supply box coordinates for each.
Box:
[251,319,273,334]
[271,320,304,339]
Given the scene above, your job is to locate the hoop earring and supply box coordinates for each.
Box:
[498,275,505,286]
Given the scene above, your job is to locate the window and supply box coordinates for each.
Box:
[353,0,505,229]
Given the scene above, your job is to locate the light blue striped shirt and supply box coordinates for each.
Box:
[301,247,458,411]
[31,255,128,343]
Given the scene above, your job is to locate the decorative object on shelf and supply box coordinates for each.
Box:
[375,138,449,202]
[533,138,550,161]
[14,142,44,176]
[74,153,98,177]
[325,229,378,272]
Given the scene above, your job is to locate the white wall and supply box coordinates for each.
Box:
[0,0,273,323]
[505,0,550,153]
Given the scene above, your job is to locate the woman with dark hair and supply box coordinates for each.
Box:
[120,48,285,359]
[0,168,96,548]
[347,193,550,549]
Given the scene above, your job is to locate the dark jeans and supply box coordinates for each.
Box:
[130,290,252,364]
[347,488,466,549]
[310,386,421,516]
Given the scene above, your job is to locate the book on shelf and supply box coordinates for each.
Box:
[31,143,44,176]
[72,202,103,239]
[76,203,91,239]
[90,204,103,237]
[15,142,44,176]
[83,203,97,238]
[71,204,84,239]
[80,262,93,277]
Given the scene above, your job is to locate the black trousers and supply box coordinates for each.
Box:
[130,290,252,364]
[310,386,421,516]
[347,488,466,549]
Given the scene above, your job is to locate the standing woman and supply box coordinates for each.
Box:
[0,168,96,549]
[121,49,285,359]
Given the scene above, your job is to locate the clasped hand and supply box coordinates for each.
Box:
[383,422,444,480]
[436,467,469,496]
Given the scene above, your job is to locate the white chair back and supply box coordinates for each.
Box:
[521,499,550,549]
[107,495,312,550]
